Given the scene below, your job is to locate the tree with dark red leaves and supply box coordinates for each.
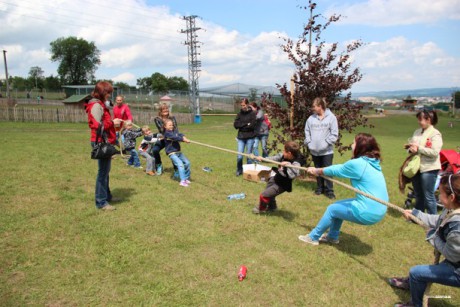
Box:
[262,1,371,163]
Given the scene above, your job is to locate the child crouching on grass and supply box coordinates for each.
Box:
[163,119,191,187]
[139,125,161,176]
[121,120,143,169]
[389,173,460,307]
[253,141,302,214]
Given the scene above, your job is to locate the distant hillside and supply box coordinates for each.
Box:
[352,87,460,99]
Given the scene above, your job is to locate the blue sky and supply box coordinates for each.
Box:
[1,0,459,93]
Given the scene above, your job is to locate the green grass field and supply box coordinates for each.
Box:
[0,115,459,306]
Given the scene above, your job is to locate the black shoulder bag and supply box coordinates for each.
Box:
[91,124,120,159]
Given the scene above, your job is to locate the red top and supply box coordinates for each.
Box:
[113,103,133,121]
[85,99,117,144]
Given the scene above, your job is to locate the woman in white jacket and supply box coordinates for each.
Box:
[406,110,443,214]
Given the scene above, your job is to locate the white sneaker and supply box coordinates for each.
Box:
[179,180,189,187]
[319,234,339,244]
[298,235,319,246]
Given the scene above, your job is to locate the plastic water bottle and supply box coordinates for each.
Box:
[238,265,247,281]
[227,193,246,200]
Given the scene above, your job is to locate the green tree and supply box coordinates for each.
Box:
[10,76,31,90]
[50,36,101,85]
[264,1,368,158]
[167,76,188,91]
[44,75,61,91]
[28,66,44,89]
[151,73,169,94]
[248,88,258,102]
[137,77,152,91]
[114,81,131,91]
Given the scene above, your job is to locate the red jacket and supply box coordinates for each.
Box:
[85,99,117,144]
[113,104,133,121]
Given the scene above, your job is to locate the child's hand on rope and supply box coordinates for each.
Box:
[183,136,190,143]
[402,209,413,221]
[307,167,317,176]
[255,156,263,162]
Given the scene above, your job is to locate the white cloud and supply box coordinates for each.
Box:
[327,0,460,26]
[112,72,137,84]
[352,36,460,91]
[0,0,458,93]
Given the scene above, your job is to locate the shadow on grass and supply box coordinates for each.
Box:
[111,188,136,204]
[294,178,317,191]
[296,223,374,256]
[268,209,297,222]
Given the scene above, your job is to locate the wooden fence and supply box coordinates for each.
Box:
[0,105,194,126]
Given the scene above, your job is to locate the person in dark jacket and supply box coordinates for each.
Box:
[121,120,143,169]
[252,141,302,214]
[234,98,257,176]
[250,102,270,158]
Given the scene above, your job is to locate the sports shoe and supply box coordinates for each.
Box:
[319,234,339,244]
[156,164,163,175]
[146,171,156,176]
[298,235,319,246]
[394,302,414,307]
[179,180,189,187]
[100,204,116,211]
[325,192,336,199]
[388,277,410,290]
[184,179,191,184]
[314,189,323,195]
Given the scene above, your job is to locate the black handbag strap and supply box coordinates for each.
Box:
[95,123,109,144]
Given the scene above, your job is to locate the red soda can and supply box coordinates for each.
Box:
[238,265,247,281]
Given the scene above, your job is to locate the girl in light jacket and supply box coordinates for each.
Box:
[406,110,443,214]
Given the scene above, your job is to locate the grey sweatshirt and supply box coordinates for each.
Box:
[304,108,338,156]
[413,208,460,270]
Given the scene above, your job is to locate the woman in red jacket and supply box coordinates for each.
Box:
[85,81,121,211]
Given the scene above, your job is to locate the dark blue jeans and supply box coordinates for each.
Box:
[91,142,112,209]
[409,261,460,307]
[312,154,334,194]
[412,169,439,214]
[127,148,141,167]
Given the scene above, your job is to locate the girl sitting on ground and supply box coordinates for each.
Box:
[389,173,460,307]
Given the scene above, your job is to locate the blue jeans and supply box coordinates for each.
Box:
[91,142,112,209]
[309,199,365,241]
[409,261,460,307]
[237,138,255,173]
[127,148,141,167]
[253,134,268,158]
[169,153,190,181]
[412,170,439,214]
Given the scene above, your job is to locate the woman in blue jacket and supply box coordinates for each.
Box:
[299,133,389,245]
